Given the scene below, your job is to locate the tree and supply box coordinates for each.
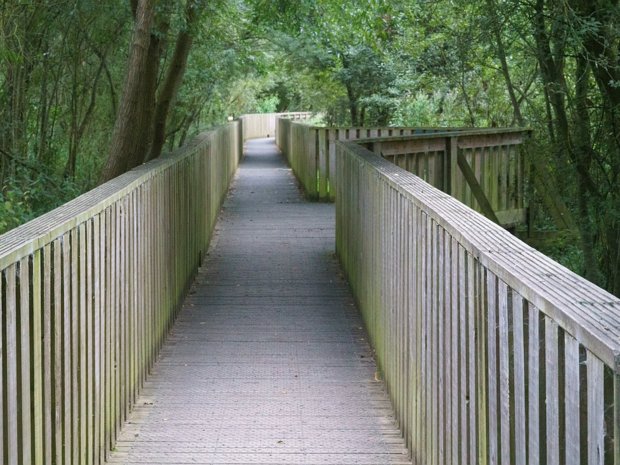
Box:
[100,0,203,182]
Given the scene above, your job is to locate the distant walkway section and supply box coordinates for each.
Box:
[106,138,411,465]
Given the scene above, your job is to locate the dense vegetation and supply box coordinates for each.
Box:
[1,0,619,294]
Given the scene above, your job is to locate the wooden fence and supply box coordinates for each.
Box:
[240,112,312,141]
[360,129,531,227]
[0,121,244,465]
[336,140,620,465]
[276,117,478,203]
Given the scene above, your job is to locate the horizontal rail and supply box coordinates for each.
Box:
[0,121,242,464]
[276,118,465,201]
[336,140,620,464]
[276,118,528,215]
[361,129,531,226]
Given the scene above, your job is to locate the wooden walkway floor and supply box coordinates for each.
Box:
[106,138,411,465]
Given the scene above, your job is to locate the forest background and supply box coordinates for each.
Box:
[1,0,619,295]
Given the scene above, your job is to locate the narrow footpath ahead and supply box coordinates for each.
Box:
[107,138,412,465]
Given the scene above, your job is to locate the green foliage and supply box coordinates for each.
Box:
[2,0,619,293]
[0,170,81,234]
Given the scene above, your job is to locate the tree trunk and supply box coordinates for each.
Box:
[147,1,197,162]
[486,0,524,126]
[129,29,165,167]
[99,0,156,183]
[573,55,603,284]
[345,82,359,126]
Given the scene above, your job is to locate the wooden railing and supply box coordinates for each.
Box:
[359,129,531,227]
[276,117,464,201]
[336,140,620,465]
[0,121,245,465]
[240,112,312,141]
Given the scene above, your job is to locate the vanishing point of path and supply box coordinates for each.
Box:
[106,138,412,465]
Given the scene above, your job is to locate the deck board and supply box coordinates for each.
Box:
[106,138,411,465]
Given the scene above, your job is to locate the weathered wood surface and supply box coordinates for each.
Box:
[0,121,242,464]
[336,140,620,465]
[241,112,312,141]
[276,118,464,201]
[106,138,411,465]
[362,130,529,226]
[276,118,528,226]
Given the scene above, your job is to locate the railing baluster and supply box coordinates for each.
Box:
[336,138,620,465]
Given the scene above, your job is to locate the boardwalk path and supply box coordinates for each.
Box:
[107,138,411,465]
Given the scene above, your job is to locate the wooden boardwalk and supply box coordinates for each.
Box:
[106,138,411,465]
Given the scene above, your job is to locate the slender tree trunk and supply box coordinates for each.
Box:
[99,0,156,183]
[573,55,603,283]
[130,29,165,167]
[147,1,197,162]
[486,0,524,126]
[345,82,359,126]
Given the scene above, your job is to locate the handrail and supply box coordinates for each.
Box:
[276,117,530,215]
[336,140,620,464]
[276,118,467,201]
[0,120,244,464]
[360,128,532,226]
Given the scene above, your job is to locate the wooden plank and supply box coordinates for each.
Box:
[487,272,498,465]
[457,151,500,224]
[119,198,127,426]
[498,280,510,465]
[587,356,604,465]
[443,226,453,465]
[499,146,508,212]
[86,219,95,464]
[472,149,486,211]
[459,245,468,465]
[467,252,477,463]
[94,214,102,465]
[438,225,445,465]
[476,263,488,465]
[564,334,580,465]
[19,257,32,464]
[449,137,458,196]
[41,244,54,460]
[113,201,120,442]
[79,222,87,464]
[63,232,72,465]
[415,208,424,463]
[527,305,540,465]
[545,318,559,465]
[457,132,524,149]
[105,206,113,456]
[31,250,44,465]
[53,240,63,465]
[494,208,527,227]
[512,292,526,465]
[6,265,19,465]
[451,239,459,465]
[71,228,80,465]
[318,129,328,199]
[464,149,473,207]
[379,138,446,156]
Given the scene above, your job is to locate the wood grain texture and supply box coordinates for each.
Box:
[335,139,620,465]
[105,137,412,465]
[0,118,244,464]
